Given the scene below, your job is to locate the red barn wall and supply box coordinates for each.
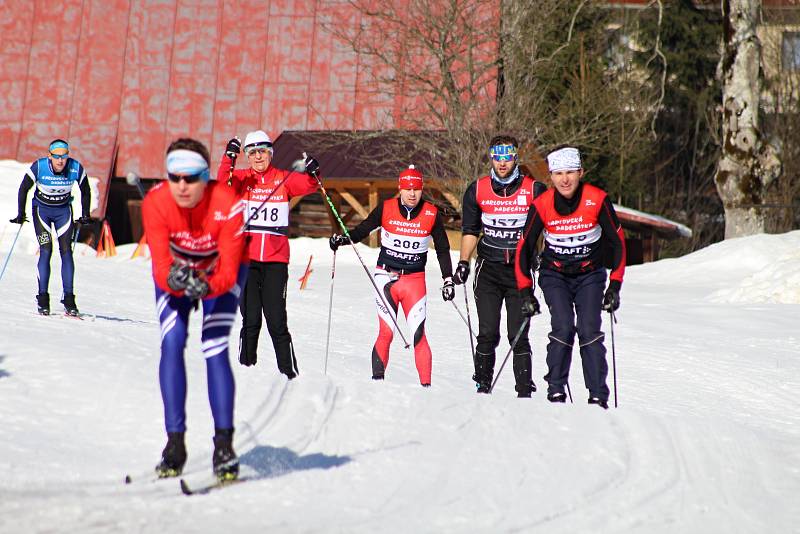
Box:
[0,0,408,215]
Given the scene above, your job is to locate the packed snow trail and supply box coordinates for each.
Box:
[1,160,798,532]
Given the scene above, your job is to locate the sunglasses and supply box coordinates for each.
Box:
[246,145,272,156]
[167,172,205,184]
[50,152,69,160]
[490,144,517,162]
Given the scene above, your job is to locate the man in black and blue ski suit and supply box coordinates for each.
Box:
[9,139,92,316]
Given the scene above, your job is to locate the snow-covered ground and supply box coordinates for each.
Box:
[0,160,798,533]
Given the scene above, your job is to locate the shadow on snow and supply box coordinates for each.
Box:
[240,445,351,479]
[0,355,9,379]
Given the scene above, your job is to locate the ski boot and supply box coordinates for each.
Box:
[212,428,239,482]
[516,381,537,398]
[36,293,50,315]
[61,293,79,316]
[547,392,567,403]
[155,432,187,478]
[588,397,609,410]
[473,373,491,394]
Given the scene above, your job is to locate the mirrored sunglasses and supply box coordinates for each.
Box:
[167,172,204,184]
[490,144,517,162]
[50,152,69,160]
[246,146,272,156]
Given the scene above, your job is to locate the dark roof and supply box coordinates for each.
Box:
[271,130,446,180]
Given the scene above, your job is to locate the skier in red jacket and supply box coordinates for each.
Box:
[217,131,320,378]
[142,137,247,480]
[514,146,626,409]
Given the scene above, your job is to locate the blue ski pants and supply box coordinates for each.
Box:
[538,268,609,401]
[155,264,248,433]
[32,203,75,295]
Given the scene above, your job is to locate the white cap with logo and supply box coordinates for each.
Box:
[547,147,582,172]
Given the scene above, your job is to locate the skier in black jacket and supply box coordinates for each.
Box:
[452,135,547,396]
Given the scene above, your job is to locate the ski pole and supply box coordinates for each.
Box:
[72,219,81,251]
[126,172,146,199]
[227,158,236,186]
[226,140,239,187]
[449,299,477,339]
[0,223,24,284]
[324,250,336,375]
[305,153,410,348]
[566,382,573,403]
[489,315,531,393]
[463,283,476,364]
[610,309,618,408]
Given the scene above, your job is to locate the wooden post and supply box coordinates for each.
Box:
[642,230,659,263]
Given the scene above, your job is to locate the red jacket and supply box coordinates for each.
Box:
[142,181,246,298]
[217,155,318,263]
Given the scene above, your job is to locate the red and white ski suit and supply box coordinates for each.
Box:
[344,198,453,385]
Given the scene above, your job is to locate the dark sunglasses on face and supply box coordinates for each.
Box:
[167,172,204,184]
[50,152,69,160]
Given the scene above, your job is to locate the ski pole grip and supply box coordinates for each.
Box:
[126,172,146,199]
[302,151,319,179]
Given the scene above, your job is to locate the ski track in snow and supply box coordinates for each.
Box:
[1,160,799,532]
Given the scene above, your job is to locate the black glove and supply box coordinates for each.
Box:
[520,288,541,317]
[225,137,241,159]
[441,277,455,301]
[9,214,27,224]
[76,216,93,226]
[304,155,320,176]
[329,234,349,252]
[184,273,210,300]
[167,263,192,292]
[453,260,470,285]
[602,281,621,312]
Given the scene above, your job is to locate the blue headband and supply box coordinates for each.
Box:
[49,140,69,153]
[165,149,210,182]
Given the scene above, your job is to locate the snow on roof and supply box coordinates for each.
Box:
[613,203,693,239]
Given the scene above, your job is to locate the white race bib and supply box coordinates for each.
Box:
[381,229,431,253]
[244,199,289,231]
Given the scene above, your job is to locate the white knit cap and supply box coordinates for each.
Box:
[547,147,582,172]
[243,130,273,150]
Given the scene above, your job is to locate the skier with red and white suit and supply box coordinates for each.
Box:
[329,166,454,386]
[217,130,320,378]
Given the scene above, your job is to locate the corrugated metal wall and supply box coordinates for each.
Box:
[0,0,396,214]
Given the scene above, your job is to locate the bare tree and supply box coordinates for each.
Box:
[715,0,783,238]
[326,0,658,207]
[325,0,500,204]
